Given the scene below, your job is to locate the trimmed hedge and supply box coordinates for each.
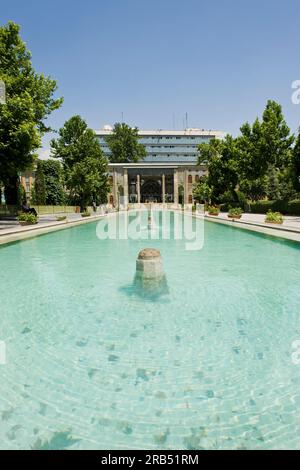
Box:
[220,199,300,215]
[220,202,242,212]
[250,200,300,216]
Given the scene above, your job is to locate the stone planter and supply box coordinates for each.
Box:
[228,215,242,220]
[265,220,283,225]
[209,212,219,216]
[19,221,37,226]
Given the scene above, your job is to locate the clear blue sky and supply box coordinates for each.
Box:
[1,0,300,154]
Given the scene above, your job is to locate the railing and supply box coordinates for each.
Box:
[31,205,79,215]
[0,205,19,216]
[0,204,119,217]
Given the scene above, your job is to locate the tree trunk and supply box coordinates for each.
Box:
[4,175,20,206]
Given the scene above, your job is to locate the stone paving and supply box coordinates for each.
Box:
[212,212,300,232]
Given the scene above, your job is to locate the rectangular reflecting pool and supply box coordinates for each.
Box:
[0,211,300,449]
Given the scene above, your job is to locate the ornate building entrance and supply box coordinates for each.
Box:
[140,179,162,203]
[108,163,207,207]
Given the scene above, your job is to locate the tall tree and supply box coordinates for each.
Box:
[32,159,65,205]
[32,161,46,205]
[105,123,146,163]
[51,116,109,209]
[292,129,300,192]
[236,101,294,200]
[198,135,239,202]
[0,22,63,204]
[192,176,212,204]
[237,118,264,181]
[260,100,294,169]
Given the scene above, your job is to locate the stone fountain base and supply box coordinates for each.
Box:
[134,248,168,297]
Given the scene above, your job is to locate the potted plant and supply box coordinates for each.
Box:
[56,215,67,221]
[265,210,283,225]
[207,206,220,216]
[17,212,38,226]
[81,210,91,218]
[228,207,243,219]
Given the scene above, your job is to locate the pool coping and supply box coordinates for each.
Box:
[0,213,113,246]
[202,214,300,243]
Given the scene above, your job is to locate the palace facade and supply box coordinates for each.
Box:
[96,127,225,206]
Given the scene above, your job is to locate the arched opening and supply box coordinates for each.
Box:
[141,179,162,203]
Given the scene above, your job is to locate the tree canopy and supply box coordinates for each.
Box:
[198,100,298,204]
[105,123,146,163]
[292,129,300,192]
[0,21,63,204]
[51,115,109,209]
[32,159,65,205]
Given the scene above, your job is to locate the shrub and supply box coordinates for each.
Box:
[228,207,243,218]
[81,211,91,218]
[17,212,38,225]
[207,206,220,215]
[265,210,283,224]
[286,200,300,216]
[220,201,241,212]
[249,199,300,215]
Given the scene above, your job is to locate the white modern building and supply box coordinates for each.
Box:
[96,127,225,205]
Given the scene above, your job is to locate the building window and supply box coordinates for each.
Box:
[188,175,193,184]
[195,175,200,183]
[188,195,193,203]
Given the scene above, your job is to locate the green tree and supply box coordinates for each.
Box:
[260,100,294,169]
[105,122,146,163]
[0,22,63,204]
[198,135,239,202]
[32,161,46,205]
[32,159,66,205]
[237,119,265,182]
[292,129,300,192]
[51,116,108,209]
[236,101,294,201]
[192,177,212,204]
[41,159,65,205]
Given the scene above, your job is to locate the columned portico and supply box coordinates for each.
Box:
[109,163,207,207]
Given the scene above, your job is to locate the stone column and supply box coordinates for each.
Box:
[162,174,165,203]
[184,169,189,204]
[123,168,128,207]
[113,169,117,206]
[173,170,178,205]
[137,174,141,204]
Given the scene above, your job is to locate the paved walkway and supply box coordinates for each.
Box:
[211,212,300,232]
[0,213,92,234]
[0,212,108,245]
[204,212,300,243]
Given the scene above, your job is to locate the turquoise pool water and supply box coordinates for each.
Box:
[0,211,300,450]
